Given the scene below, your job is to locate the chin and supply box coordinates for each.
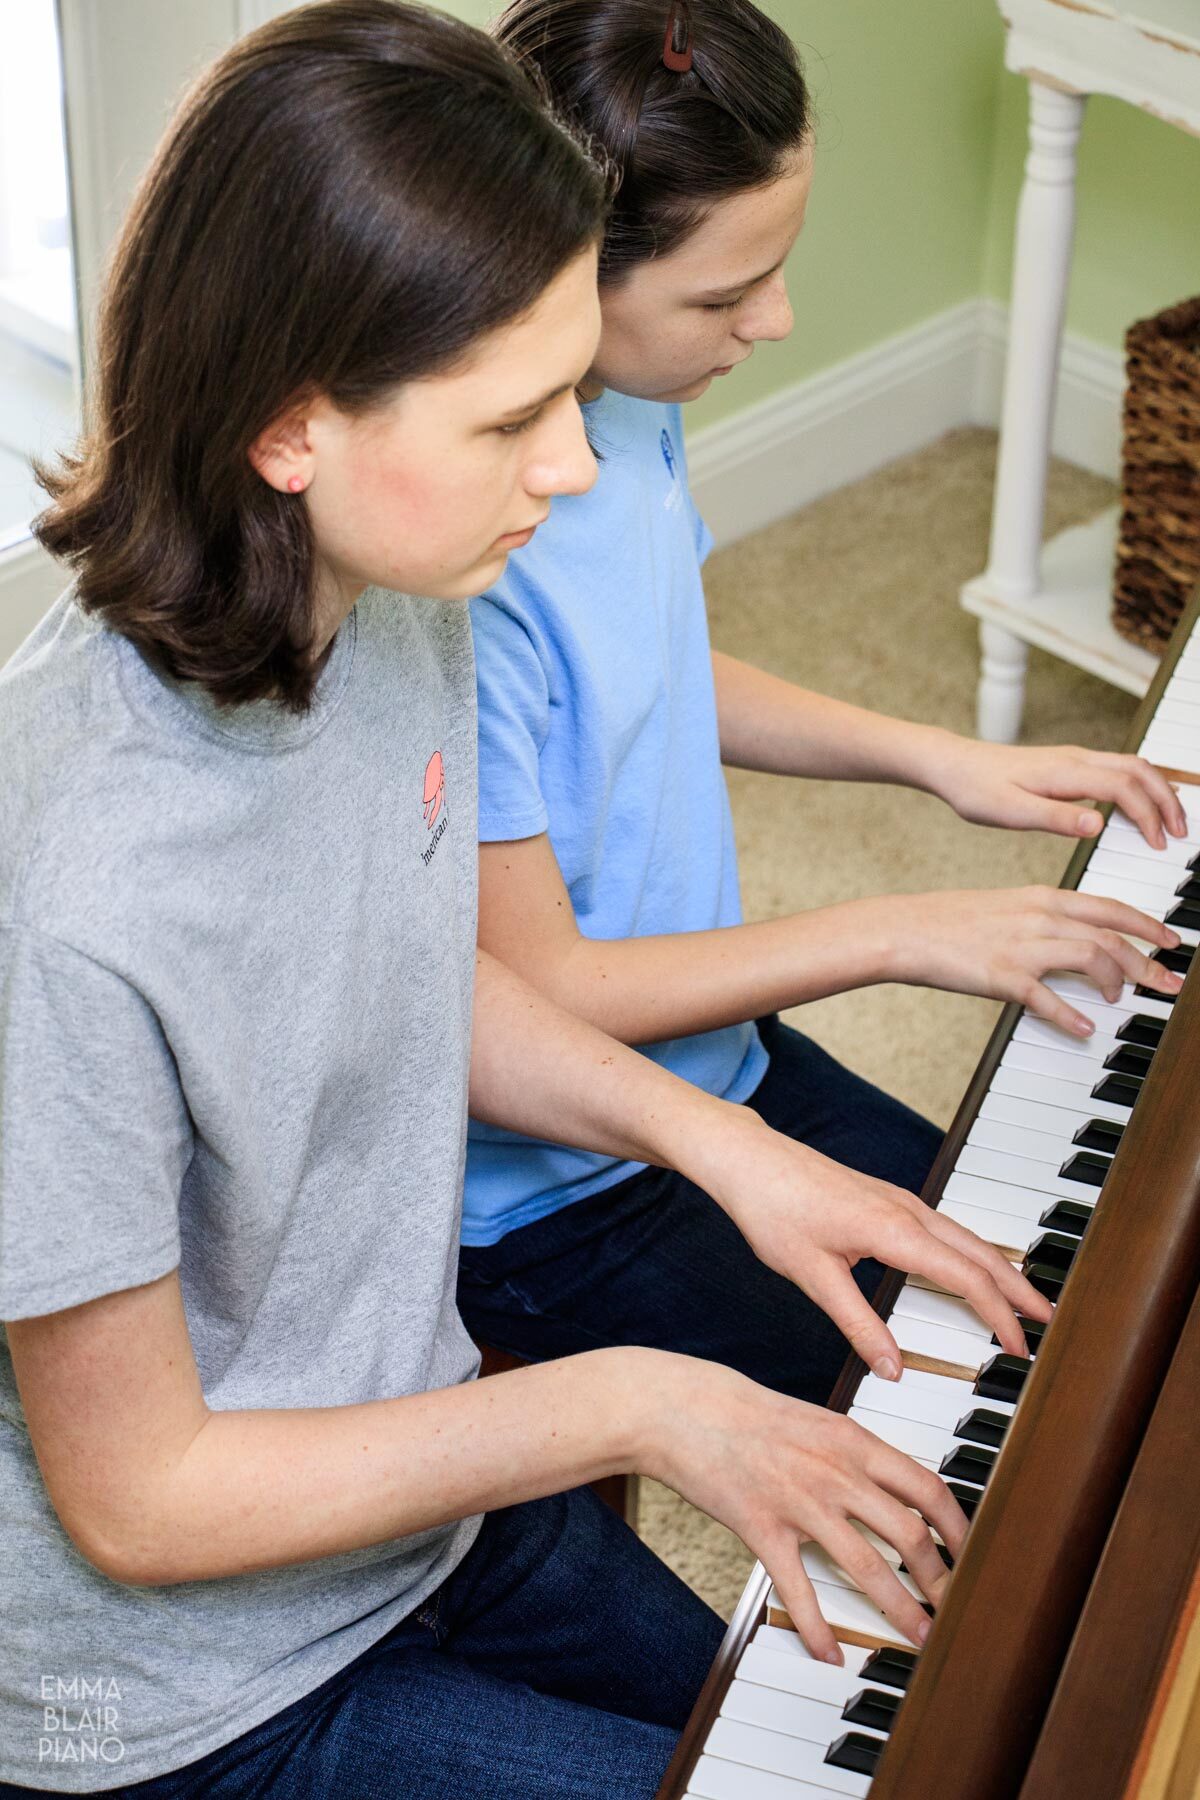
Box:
[656,374,714,403]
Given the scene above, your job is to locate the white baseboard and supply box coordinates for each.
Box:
[689,298,1124,551]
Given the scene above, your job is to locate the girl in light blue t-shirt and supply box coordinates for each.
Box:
[459,0,1184,1403]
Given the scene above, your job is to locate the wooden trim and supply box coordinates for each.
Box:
[1016,1282,1200,1799]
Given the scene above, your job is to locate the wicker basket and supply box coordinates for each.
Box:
[1113,295,1200,654]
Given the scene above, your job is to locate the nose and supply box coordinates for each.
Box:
[737,272,793,346]
[525,395,598,502]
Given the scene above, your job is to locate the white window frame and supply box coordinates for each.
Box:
[1,0,250,660]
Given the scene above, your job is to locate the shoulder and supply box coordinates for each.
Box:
[0,596,120,928]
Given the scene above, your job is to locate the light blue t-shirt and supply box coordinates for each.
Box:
[464,387,768,1246]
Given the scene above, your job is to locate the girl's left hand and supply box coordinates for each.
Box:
[934,740,1187,849]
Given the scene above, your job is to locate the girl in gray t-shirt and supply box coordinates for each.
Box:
[0,6,1045,1795]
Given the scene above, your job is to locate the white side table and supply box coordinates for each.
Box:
[963,0,1200,742]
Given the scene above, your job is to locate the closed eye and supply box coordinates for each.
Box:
[702,295,745,314]
[498,406,546,436]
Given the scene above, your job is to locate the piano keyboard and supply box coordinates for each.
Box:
[676,629,1200,1800]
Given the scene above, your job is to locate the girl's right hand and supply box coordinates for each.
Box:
[630,1351,967,1665]
[883,885,1184,1034]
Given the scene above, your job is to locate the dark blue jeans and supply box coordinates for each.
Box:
[458,1016,944,1404]
[0,1489,722,1800]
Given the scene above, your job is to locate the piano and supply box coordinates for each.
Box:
[657,583,1200,1800]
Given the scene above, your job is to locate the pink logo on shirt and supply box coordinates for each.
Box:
[423,751,445,827]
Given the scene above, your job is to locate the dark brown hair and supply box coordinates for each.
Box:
[34,0,609,709]
[492,0,810,284]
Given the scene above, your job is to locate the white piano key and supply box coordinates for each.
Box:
[801,1543,923,1605]
[891,1308,995,1372]
[740,1632,871,1699]
[954,1141,1105,1203]
[987,1062,1132,1122]
[1087,844,1191,891]
[944,1168,1075,1223]
[705,1719,874,1797]
[1044,976,1173,1022]
[976,1085,1124,1139]
[891,1283,994,1343]
[1013,1015,1124,1064]
[1001,1035,1110,1086]
[722,1677,877,1752]
[848,1402,955,1466]
[1103,811,1200,855]
[1138,728,1200,770]
[1164,672,1200,702]
[689,1743,855,1800]
[1151,697,1200,731]
[771,1578,918,1655]
[967,1115,1086,1164]
[1076,869,1175,915]
[939,1197,1053,1257]
[855,1369,1013,1431]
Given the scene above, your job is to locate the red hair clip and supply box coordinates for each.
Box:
[662,1,693,72]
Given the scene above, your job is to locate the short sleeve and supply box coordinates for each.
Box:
[469,594,552,843]
[0,927,190,1320]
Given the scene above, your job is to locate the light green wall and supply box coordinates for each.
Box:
[450,0,1199,433]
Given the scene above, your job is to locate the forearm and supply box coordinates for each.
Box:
[478,904,898,1048]
[96,1343,650,1586]
[713,650,956,788]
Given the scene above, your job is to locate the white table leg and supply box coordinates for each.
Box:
[975,78,1087,742]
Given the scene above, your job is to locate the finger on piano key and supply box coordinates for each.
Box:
[1042,975,1173,1022]
[800,1542,924,1605]
[853,1368,1014,1434]
[940,1194,1088,1263]
[890,1307,1004,1375]
[769,1578,917,1656]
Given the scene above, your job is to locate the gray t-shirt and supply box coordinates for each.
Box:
[0,589,482,1790]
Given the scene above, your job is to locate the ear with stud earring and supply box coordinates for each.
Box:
[287,475,307,494]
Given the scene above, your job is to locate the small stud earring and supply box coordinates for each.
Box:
[287,475,306,494]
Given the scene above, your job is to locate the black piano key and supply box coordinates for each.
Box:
[955,1407,1010,1450]
[1135,980,1177,1005]
[1175,875,1200,902]
[1166,901,1200,932]
[842,1687,903,1734]
[1058,1150,1111,1189]
[975,1353,1030,1405]
[825,1732,884,1777]
[1025,1260,1065,1303]
[1103,1042,1155,1078]
[1146,941,1193,974]
[1024,1230,1079,1274]
[859,1647,918,1693]
[990,1315,1045,1355]
[940,1442,997,1486]
[900,1540,955,1578]
[1071,1118,1124,1154]
[946,1480,981,1518]
[1091,1072,1143,1107]
[1038,1197,1094,1237]
[1116,1013,1165,1049]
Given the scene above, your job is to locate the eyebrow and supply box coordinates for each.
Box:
[494,380,577,423]
[697,257,787,302]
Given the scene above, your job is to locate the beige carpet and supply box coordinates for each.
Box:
[634,425,1131,1620]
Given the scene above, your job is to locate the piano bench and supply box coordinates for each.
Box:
[475,1341,640,1529]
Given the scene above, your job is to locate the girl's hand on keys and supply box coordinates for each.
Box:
[636,1352,967,1662]
[691,1111,1051,1383]
[932,741,1187,850]
[884,886,1184,1035]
